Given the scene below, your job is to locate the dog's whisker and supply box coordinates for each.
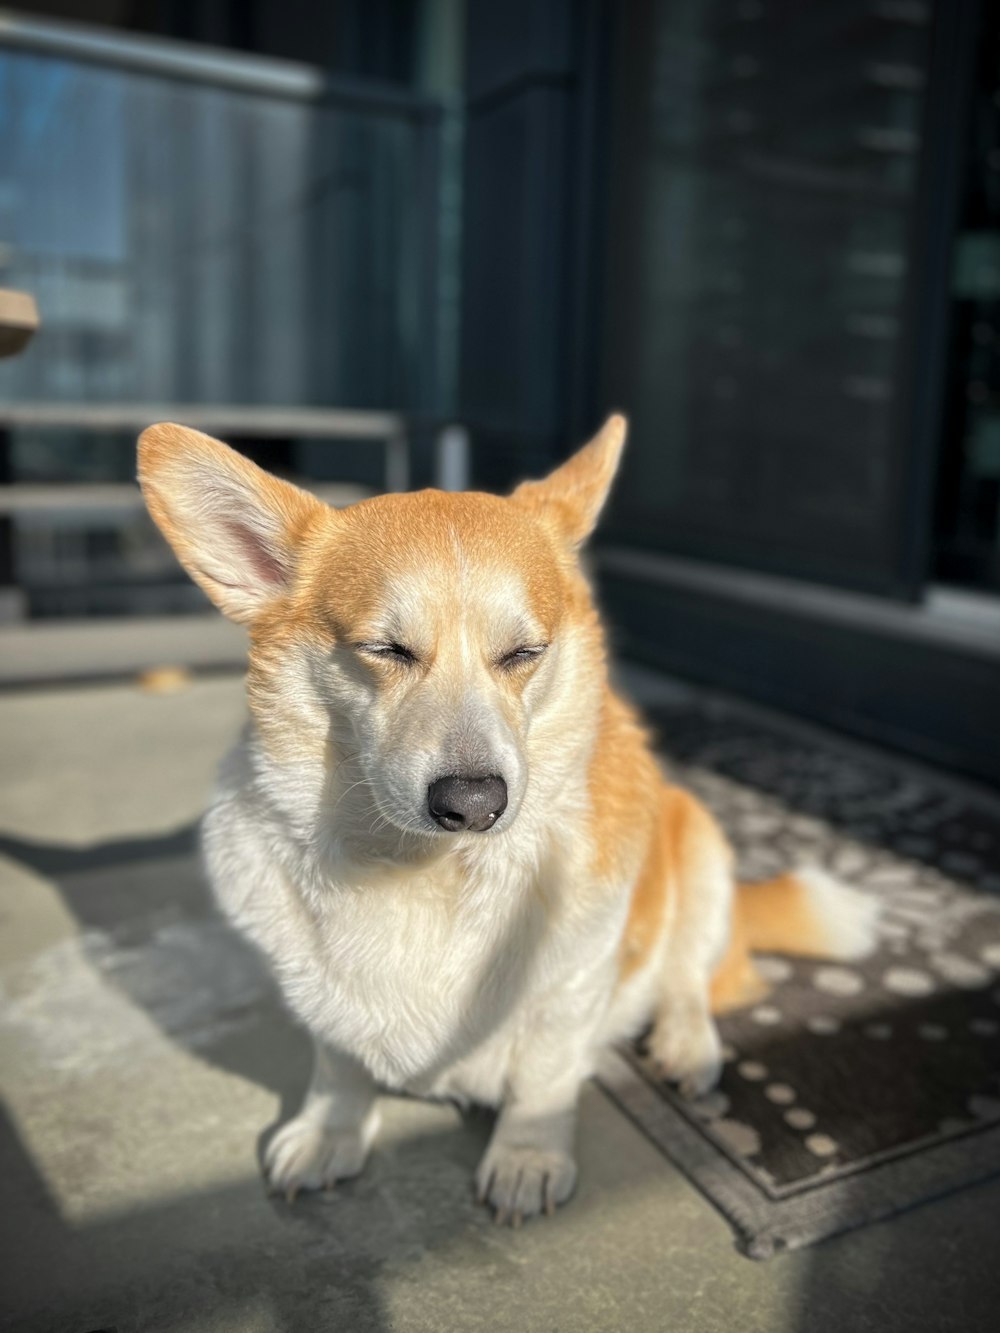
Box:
[331,774,377,814]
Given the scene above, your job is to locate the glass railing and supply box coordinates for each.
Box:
[0,14,454,627]
[0,13,446,415]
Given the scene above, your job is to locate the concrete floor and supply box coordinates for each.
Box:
[1,674,998,1333]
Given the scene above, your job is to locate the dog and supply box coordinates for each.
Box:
[137,415,877,1224]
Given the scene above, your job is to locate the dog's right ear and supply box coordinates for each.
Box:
[137,423,327,623]
[510,414,627,549]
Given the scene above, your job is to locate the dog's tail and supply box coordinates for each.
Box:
[711,868,879,1013]
[737,867,879,960]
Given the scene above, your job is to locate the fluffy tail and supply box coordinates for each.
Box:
[710,867,880,1014]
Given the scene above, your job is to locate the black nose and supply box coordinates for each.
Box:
[427,774,508,833]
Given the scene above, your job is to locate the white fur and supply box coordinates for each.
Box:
[205,727,631,1098]
[794,866,880,960]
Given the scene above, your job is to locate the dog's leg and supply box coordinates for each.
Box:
[264,1038,380,1199]
[648,963,724,1098]
[475,1002,603,1224]
[647,801,733,1098]
[476,1087,580,1226]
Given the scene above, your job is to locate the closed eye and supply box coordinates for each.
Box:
[356,641,420,665]
[497,644,548,671]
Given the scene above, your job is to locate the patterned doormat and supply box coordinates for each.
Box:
[597,694,1000,1258]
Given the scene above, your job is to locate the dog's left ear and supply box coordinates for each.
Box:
[138,422,327,623]
[510,414,627,548]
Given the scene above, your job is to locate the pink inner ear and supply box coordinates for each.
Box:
[222,518,288,589]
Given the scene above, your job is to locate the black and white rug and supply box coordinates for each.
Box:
[598,693,1000,1258]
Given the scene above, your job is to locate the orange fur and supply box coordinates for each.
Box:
[618,784,728,983]
[619,791,859,1013]
[735,872,846,957]
[512,415,627,548]
[710,871,864,1013]
[708,907,768,1014]
[617,789,673,980]
[588,688,661,889]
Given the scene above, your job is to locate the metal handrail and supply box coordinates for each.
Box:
[0,402,471,495]
[0,481,369,518]
[0,402,405,439]
[0,9,442,117]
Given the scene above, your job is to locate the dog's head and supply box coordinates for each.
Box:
[138,417,626,849]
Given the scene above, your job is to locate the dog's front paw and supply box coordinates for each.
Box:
[648,1005,723,1099]
[264,1113,376,1200]
[476,1142,577,1225]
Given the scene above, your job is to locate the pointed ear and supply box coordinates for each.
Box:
[510,414,627,547]
[137,423,327,623]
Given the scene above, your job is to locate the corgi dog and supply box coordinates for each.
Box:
[137,416,877,1224]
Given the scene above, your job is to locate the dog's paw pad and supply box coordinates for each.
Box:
[264,1115,371,1197]
[476,1143,577,1225]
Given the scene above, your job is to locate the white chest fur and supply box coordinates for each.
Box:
[204,791,610,1103]
[201,730,632,1106]
[296,875,550,1092]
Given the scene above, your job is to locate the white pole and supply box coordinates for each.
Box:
[435,424,470,491]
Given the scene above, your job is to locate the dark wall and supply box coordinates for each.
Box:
[598,0,973,599]
[459,0,610,491]
[600,564,1000,788]
[933,0,1000,594]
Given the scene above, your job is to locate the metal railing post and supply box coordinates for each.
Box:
[435,424,469,492]
[385,431,410,493]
